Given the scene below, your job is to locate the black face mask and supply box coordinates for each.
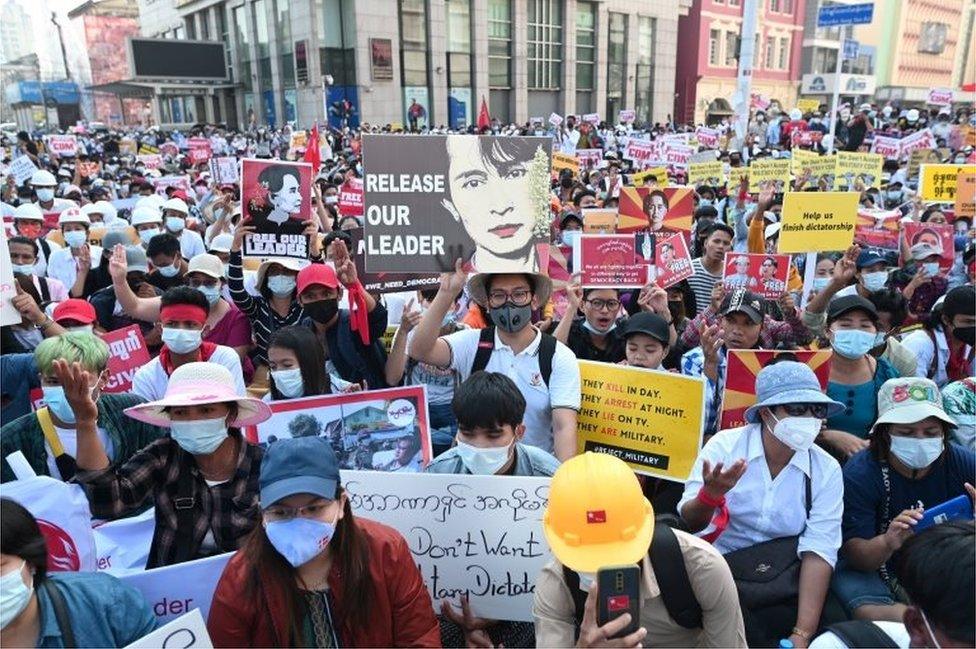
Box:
[952,325,976,347]
[489,302,533,334]
[560,176,574,189]
[304,298,339,325]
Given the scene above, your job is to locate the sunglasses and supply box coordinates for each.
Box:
[778,403,828,419]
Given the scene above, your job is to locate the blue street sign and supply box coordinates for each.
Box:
[843,39,860,60]
[817,3,874,27]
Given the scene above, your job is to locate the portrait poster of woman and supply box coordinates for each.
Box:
[241,159,313,259]
[617,186,694,234]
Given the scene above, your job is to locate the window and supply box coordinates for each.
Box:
[918,22,948,54]
[253,0,272,87]
[606,12,626,119]
[199,11,210,40]
[635,16,655,123]
[447,0,471,87]
[709,29,720,65]
[778,36,789,70]
[783,0,793,13]
[400,0,429,86]
[185,17,196,39]
[729,0,740,5]
[764,35,775,69]
[527,0,563,89]
[321,0,356,87]
[724,31,739,66]
[488,0,512,88]
[233,5,251,91]
[769,0,781,11]
[275,0,294,88]
[575,1,596,91]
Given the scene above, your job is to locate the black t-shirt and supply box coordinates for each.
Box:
[561,317,627,364]
[146,270,186,292]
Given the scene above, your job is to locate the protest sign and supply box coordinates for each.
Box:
[582,113,601,125]
[153,175,191,197]
[347,227,439,294]
[9,155,38,185]
[791,149,836,189]
[93,506,154,574]
[343,470,551,621]
[159,142,179,158]
[641,232,693,289]
[137,154,163,171]
[187,137,212,164]
[927,88,954,107]
[577,361,705,481]
[362,135,551,273]
[854,208,901,265]
[748,158,791,193]
[688,161,725,186]
[548,112,563,127]
[719,350,832,429]
[919,164,972,202]
[790,130,824,148]
[209,157,238,185]
[289,130,308,151]
[797,98,820,114]
[101,325,151,393]
[581,208,617,233]
[338,177,365,217]
[241,158,312,259]
[552,151,580,176]
[120,552,233,624]
[900,129,935,163]
[47,134,78,157]
[722,252,791,298]
[835,152,883,190]
[631,167,669,188]
[575,149,603,168]
[618,187,694,233]
[726,166,749,190]
[779,191,858,253]
[138,143,160,155]
[125,609,213,649]
[77,160,101,178]
[618,109,636,123]
[870,135,901,159]
[119,138,137,155]
[247,386,433,471]
[695,127,720,149]
[955,167,976,220]
[2,477,97,572]
[623,139,657,168]
[574,234,648,288]
[0,229,19,326]
[903,221,954,272]
[662,142,694,170]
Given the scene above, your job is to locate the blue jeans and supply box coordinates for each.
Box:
[830,556,895,615]
[428,402,457,458]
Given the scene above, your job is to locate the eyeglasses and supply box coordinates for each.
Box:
[779,403,828,418]
[488,289,532,307]
[585,299,621,312]
[263,501,332,523]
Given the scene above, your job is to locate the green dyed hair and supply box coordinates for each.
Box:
[34,332,110,376]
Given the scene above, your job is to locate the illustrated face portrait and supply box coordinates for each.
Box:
[761,258,777,279]
[443,136,536,257]
[659,243,674,264]
[271,172,302,214]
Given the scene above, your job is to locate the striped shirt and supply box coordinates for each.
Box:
[227,250,304,365]
[688,257,723,315]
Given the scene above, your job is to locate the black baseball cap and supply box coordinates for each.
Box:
[720,289,764,324]
[827,294,878,322]
[622,312,670,344]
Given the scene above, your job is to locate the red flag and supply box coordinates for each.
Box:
[303,125,321,173]
[477,96,491,130]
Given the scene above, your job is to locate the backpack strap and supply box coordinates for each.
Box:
[561,565,588,643]
[826,621,899,648]
[925,329,940,380]
[649,525,703,629]
[470,326,496,375]
[37,277,51,304]
[538,332,557,389]
[36,407,77,481]
[40,579,76,648]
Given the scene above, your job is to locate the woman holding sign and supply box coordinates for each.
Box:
[207,436,439,647]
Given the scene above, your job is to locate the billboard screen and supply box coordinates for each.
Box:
[129,38,227,80]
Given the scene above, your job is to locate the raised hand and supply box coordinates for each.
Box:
[400,298,423,333]
[439,258,468,297]
[52,359,99,423]
[701,458,747,499]
[231,218,256,253]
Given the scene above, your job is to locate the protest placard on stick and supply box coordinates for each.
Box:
[241,158,312,259]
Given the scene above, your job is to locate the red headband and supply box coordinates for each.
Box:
[160,304,208,325]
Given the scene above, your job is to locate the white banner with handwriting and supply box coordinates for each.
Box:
[342,470,552,622]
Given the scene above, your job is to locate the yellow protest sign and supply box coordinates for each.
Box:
[965,125,976,148]
[779,191,859,253]
[582,208,618,233]
[289,131,308,150]
[726,166,749,190]
[797,98,821,114]
[688,161,725,186]
[577,361,705,481]
[748,158,790,193]
[920,164,974,203]
[955,168,976,220]
[552,152,580,176]
[791,150,836,189]
[632,168,669,188]
[834,152,883,190]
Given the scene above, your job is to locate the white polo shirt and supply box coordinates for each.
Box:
[131,345,246,401]
[678,423,844,567]
[46,245,104,291]
[441,327,581,454]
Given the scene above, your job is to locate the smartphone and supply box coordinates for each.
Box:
[596,565,640,639]
[915,495,974,532]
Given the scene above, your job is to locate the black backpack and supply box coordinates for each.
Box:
[471,326,557,387]
[561,523,703,634]
[825,621,899,648]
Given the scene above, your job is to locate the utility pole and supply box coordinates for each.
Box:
[733,0,759,142]
[51,12,71,81]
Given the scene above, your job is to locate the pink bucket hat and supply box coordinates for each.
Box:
[124,362,271,428]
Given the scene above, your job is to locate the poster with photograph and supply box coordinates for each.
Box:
[722,252,791,299]
[573,234,648,289]
[153,176,191,197]
[640,232,694,289]
[617,187,694,233]
[748,158,791,193]
[362,135,552,273]
[209,157,238,186]
[834,152,883,191]
[241,158,312,259]
[791,149,836,190]
[370,38,394,80]
[902,221,954,272]
[346,227,439,294]
[854,208,901,266]
[247,386,432,471]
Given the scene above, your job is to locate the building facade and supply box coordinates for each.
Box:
[674,0,806,125]
[135,0,692,129]
[0,0,33,65]
[797,0,876,107]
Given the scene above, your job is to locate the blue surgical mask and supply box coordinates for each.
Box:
[454,439,512,475]
[264,515,337,568]
[889,435,943,470]
[812,276,831,291]
[169,416,228,455]
[560,230,581,248]
[36,189,54,202]
[830,329,880,359]
[162,327,202,354]
[165,216,185,233]
[42,385,77,423]
[0,560,32,630]
[157,262,181,278]
[271,367,304,399]
[861,270,888,292]
[582,319,617,336]
[11,264,34,275]
[922,262,941,276]
[63,231,87,248]
[267,275,296,296]
[139,227,161,245]
[198,285,221,305]
[698,198,713,207]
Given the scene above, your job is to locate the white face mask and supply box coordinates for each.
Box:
[889,435,943,470]
[922,262,941,277]
[861,270,888,292]
[67,325,94,335]
[0,560,32,630]
[162,327,202,354]
[454,439,512,475]
[139,227,161,245]
[577,571,596,592]
[64,230,87,248]
[271,367,304,399]
[768,412,821,452]
[169,416,228,455]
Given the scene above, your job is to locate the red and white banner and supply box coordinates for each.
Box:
[898,128,935,160]
[136,154,163,170]
[154,175,192,197]
[47,134,78,157]
[582,113,601,125]
[338,177,364,217]
[573,234,649,289]
[576,149,604,168]
[695,127,720,149]
[663,142,694,169]
[159,142,179,158]
[623,138,657,166]
[101,325,151,393]
[187,137,213,164]
[618,109,636,123]
[870,135,902,159]
[927,88,954,107]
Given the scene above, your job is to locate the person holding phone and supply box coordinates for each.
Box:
[535,453,746,648]
[831,377,975,623]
